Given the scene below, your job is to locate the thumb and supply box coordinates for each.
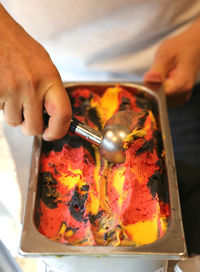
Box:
[143,46,174,83]
[164,63,195,98]
[42,81,72,141]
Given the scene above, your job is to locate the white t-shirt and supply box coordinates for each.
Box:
[2,0,200,81]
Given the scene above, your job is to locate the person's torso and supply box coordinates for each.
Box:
[2,0,200,80]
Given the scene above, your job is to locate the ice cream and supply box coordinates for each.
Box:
[35,84,170,246]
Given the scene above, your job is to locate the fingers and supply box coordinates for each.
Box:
[143,70,163,83]
[164,64,195,107]
[42,82,72,141]
[21,97,44,136]
[144,44,174,83]
[143,37,197,107]
[165,66,194,95]
[146,56,194,106]
[2,81,72,140]
[3,98,23,127]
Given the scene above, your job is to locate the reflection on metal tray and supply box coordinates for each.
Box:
[20,82,186,259]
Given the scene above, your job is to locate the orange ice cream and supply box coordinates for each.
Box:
[35,84,170,246]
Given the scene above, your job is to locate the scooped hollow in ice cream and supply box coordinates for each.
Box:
[35,84,169,246]
[100,109,147,163]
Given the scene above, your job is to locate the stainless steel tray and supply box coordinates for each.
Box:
[19,82,186,259]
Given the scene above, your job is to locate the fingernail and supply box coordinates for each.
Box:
[144,71,163,83]
[42,133,53,142]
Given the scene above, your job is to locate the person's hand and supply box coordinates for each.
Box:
[0,4,72,141]
[143,18,200,107]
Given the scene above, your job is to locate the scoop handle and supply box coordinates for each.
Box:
[70,118,102,146]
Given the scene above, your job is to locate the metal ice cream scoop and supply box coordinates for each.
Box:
[70,110,143,163]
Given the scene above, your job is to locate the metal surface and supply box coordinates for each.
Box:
[100,110,144,163]
[73,119,102,145]
[100,123,129,163]
[71,110,141,163]
[19,82,187,260]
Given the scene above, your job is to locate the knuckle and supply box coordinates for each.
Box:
[22,74,38,94]
[38,69,61,94]
[4,78,19,96]
[58,107,72,121]
[21,125,43,136]
[179,80,194,97]
[184,81,194,92]
[176,78,194,93]
[46,68,60,82]
[20,68,60,97]
[6,119,21,127]
[4,111,22,127]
